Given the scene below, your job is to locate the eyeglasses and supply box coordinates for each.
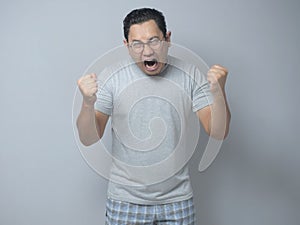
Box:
[128,38,163,53]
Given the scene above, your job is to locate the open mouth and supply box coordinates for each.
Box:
[144,59,159,71]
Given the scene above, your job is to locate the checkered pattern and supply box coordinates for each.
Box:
[105,197,195,224]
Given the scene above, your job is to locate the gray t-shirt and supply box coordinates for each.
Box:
[95,56,213,205]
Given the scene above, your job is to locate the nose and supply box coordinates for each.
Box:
[142,43,154,56]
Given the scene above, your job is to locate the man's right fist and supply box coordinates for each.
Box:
[77,73,98,106]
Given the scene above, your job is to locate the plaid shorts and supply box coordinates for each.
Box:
[105,197,195,225]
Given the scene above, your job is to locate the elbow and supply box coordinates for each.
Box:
[78,134,102,147]
[207,113,231,140]
[79,138,97,147]
[76,122,102,146]
[206,123,230,140]
[209,130,229,140]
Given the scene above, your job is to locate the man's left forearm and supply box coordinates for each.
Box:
[209,91,231,140]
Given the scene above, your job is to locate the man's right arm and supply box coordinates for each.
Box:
[76,73,109,146]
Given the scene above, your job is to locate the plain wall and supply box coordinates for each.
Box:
[1,0,299,224]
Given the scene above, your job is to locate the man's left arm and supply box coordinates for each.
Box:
[197,65,231,140]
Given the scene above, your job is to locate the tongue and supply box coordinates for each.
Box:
[145,60,157,70]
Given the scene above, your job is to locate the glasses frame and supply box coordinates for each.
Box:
[128,38,164,53]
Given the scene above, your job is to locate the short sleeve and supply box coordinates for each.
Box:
[192,68,213,112]
[95,75,113,116]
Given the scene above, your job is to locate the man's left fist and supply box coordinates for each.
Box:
[207,64,228,95]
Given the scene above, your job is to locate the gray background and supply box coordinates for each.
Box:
[1,0,299,224]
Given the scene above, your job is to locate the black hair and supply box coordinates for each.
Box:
[123,8,167,41]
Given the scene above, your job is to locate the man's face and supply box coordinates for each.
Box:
[124,20,171,76]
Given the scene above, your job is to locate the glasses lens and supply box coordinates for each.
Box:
[130,39,162,53]
[131,42,143,53]
[149,39,161,49]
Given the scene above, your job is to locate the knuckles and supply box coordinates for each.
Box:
[207,65,228,92]
[77,73,98,97]
[207,66,228,82]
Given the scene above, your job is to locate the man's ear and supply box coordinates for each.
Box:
[165,31,171,47]
[165,31,171,42]
[123,39,128,46]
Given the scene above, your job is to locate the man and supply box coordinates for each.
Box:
[77,8,230,224]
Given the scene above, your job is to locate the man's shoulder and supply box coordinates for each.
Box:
[167,55,199,75]
[98,58,136,83]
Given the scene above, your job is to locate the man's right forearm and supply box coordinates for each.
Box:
[76,102,100,146]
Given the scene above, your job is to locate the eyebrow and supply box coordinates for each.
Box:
[131,36,160,43]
